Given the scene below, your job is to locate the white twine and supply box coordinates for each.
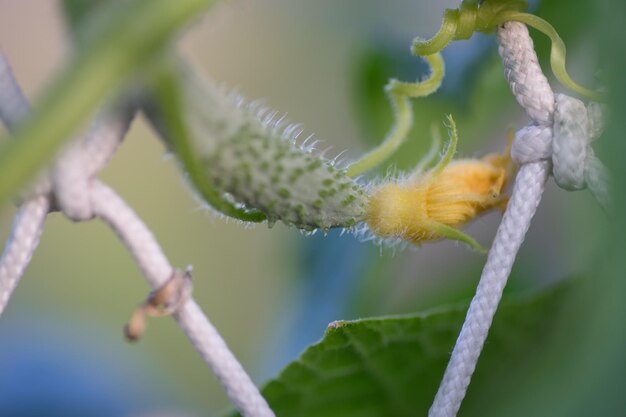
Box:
[0,52,30,130]
[0,195,49,314]
[92,181,275,417]
[428,21,608,417]
[0,51,274,417]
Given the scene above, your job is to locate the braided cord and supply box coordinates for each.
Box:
[428,21,554,417]
[92,181,275,417]
[0,196,49,315]
[0,52,48,315]
[428,162,548,417]
[0,51,30,130]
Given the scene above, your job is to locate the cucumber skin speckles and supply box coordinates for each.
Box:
[182,70,368,231]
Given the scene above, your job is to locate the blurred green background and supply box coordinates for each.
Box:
[0,1,622,416]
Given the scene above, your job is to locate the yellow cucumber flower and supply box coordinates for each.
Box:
[366,117,511,251]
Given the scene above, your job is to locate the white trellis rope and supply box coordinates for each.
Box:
[92,181,275,417]
[0,51,274,417]
[0,195,49,314]
[428,20,608,417]
[428,161,549,417]
[0,51,30,130]
[0,51,49,314]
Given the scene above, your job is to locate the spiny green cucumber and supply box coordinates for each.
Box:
[147,61,368,232]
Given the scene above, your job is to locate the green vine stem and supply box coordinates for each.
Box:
[412,0,604,102]
[347,53,445,177]
[0,0,217,207]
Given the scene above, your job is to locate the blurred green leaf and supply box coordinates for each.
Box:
[233,279,573,417]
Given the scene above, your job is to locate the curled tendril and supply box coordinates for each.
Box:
[413,0,604,102]
[347,53,445,177]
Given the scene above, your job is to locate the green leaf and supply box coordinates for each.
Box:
[233,280,573,417]
[0,0,216,207]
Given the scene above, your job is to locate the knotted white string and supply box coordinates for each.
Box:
[512,95,609,209]
[429,21,608,417]
[0,51,274,417]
